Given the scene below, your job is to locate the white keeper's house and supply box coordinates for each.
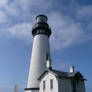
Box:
[25,15,86,92]
[38,66,86,92]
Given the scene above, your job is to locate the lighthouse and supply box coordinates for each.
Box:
[25,15,51,92]
[25,15,86,92]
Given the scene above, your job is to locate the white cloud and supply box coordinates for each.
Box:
[7,23,33,43]
[0,0,52,45]
[0,0,92,51]
[3,2,20,17]
[23,0,52,11]
[2,0,52,18]
[0,0,8,9]
[0,0,52,25]
[49,13,84,50]
[76,5,92,21]
[0,11,7,23]
[18,0,51,12]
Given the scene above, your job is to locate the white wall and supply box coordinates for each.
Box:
[58,77,85,92]
[39,72,58,92]
[58,78,72,92]
[77,80,85,92]
[25,90,39,92]
[27,34,50,88]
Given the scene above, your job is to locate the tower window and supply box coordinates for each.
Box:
[50,79,53,89]
[43,80,46,90]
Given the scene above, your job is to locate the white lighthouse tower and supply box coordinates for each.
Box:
[25,15,51,92]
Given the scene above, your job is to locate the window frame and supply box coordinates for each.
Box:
[50,79,53,90]
[43,80,46,90]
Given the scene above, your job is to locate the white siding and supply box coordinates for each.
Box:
[25,91,31,92]
[39,72,58,92]
[25,90,39,92]
[58,78,72,92]
[77,81,85,92]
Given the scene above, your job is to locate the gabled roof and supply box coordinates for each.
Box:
[38,69,86,81]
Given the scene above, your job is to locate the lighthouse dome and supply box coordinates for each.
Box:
[36,15,48,23]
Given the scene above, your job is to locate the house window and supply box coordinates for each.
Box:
[50,79,53,89]
[43,80,45,90]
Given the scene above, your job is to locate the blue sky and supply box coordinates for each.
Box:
[0,0,92,92]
